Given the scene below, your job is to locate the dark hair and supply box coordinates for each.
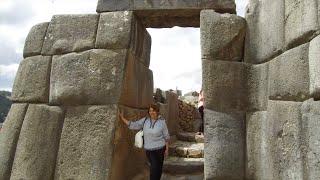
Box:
[149,103,160,113]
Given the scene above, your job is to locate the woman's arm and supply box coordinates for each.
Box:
[119,111,129,125]
[162,120,170,157]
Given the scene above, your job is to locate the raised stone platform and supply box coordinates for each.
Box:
[96,0,236,27]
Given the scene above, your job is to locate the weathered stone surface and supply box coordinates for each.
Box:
[161,173,203,180]
[247,63,269,111]
[54,105,116,180]
[308,35,320,100]
[112,105,148,180]
[12,55,51,103]
[267,100,303,180]
[201,10,246,61]
[10,104,64,180]
[42,14,99,55]
[244,0,284,63]
[50,49,127,105]
[0,104,28,180]
[96,11,151,67]
[23,22,49,58]
[163,157,203,174]
[96,0,236,27]
[204,109,245,180]
[164,91,179,135]
[301,99,320,179]
[246,111,273,180]
[202,60,248,112]
[169,140,204,158]
[285,0,319,49]
[268,43,310,101]
[176,132,204,143]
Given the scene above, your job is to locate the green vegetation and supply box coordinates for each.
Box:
[0,91,12,123]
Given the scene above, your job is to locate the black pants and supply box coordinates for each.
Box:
[198,106,204,133]
[145,146,166,180]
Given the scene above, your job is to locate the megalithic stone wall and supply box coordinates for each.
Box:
[244,0,320,179]
[0,11,153,180]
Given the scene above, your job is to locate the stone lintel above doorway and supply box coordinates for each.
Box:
[96,0,236,28]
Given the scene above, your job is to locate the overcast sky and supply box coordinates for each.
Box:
[0,0,248,94]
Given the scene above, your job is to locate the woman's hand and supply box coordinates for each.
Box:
[119,110,129,126]
[165,148,169,157]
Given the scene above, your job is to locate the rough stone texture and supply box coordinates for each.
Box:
[96,0,236,27]
[267,100,303,180]
[164,91,179,135]
[54,105,117,180]
[169,141,204,158]
[163,157,204,174]
[23,22,49,58]
[202,60,248,112]
[204,109,245,180]
[176,132,204,143]
[112,105,148,180]
[285,0,319,49]
[11,55,51,103]
[301,99,320,179]
[308,35,320,100]
[119,51,153,108]
[41,14,99,55]
[201,10,246,61]
[268,43,310,101]
[244,0,284,63]
[50,49,127,106]
[247,63,269,111]
[0,104,28,180]
[246,111,273,180]
[96,11,151,67]
[10,104,64,180]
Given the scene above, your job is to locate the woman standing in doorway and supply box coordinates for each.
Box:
[119,103,170,180]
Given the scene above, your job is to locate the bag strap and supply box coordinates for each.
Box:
[142,117,147,130]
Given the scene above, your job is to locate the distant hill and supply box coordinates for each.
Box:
[0,91,12,123]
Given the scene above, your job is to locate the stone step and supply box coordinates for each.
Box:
[163,157,204,174]
[169,140,204,158]
[161,173,204,180]
[177,132,204,143]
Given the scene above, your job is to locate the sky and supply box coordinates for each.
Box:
[0,0,248,94]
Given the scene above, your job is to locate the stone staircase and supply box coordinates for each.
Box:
[161,132,204,180]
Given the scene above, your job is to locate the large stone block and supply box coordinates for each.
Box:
[202,60,248,112]
[268,43,310,101]
[201,10,246,61]
[301,99,320,179]
[285,0,319,49]
[164,91,179,136]
[23,22,49,58]
[10,104,64,180]
[0,104,28,180]
[244,0,284,63]
[41,14,99,55]
[247,63,269,111]
[308,35,320,100]
[96,0,236,27]
[54,105,117,180]
[95,11,151,67]
[50,49,127,105]
[11,55,51,103]
[246,111,273,180]
[204,109,245,179]
[267,100,303,180]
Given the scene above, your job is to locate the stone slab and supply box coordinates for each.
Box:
[0,104,28,180]
[42,14,99,55]
[23,22,49,58]
[268,43,310,101]
[54,105,117,180]
[308,35,320,100]
[285,0,319,49]
[267,100,303,180]
[201,10,246,61]
[202,60,248,112]
[244,0,284,63]
[301,99,320,179]
[247,63,269,111]
[204,109,245,180]
[246,111,273,180]
[50,49,127,105]
[96,11,151,67]
[96,0,236,27]
[163,157,204,174]
[11,55,51,103]
[10,104,64,180]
